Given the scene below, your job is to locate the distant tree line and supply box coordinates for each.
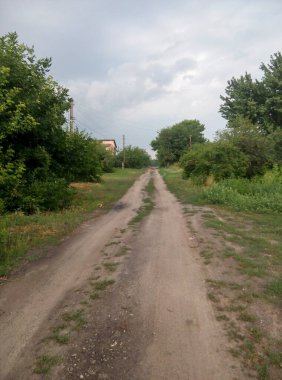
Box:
[152,52,282,183]
[115,145,151,169]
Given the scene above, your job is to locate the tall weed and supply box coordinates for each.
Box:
[205,169,282,213]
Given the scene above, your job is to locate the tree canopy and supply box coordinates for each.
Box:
[0,32,113,213]
[151,119,205,166]
[220,52,282,134]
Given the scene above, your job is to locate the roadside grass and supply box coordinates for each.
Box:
[103,261,119,272]
[62,308,86,330]
[34,354,61,374]
[93,279,115,291]
[160,166,205,205]
[50,325,70,345]
[0,168,143,276]
[129,178,155,225]
[161,166,282,379]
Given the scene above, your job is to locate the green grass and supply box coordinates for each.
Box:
[94,279,115,291]
[160,166,205,204]
[0,168,143,276]
[103,261,119,272]
[34,354,61,374]
[50,325,70,344]
[62,309,86,329]
[204,176,282,213]
[129,178,155,225]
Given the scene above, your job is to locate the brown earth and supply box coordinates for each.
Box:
[0,169,248,380]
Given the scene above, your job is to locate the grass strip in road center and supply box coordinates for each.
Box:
[129,178,155,226]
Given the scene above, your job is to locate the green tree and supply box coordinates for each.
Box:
[151,119,205,166]
[260,52,282,129]
[0,33,106,212]
[115,146,151,168]
[0,32,71,178]
[219,52,282,134]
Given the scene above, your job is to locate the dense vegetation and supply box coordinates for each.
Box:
[152,52,282,213]
[0,32,114,213]
[115,145,151,169]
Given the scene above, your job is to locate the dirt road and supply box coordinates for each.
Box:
[0,169,246,379]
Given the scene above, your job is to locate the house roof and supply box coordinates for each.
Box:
[99,139,117,148]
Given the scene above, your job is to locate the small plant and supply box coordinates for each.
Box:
[103,262,119,272]
[129,179,155,225]
[34,354,61,374]
[94,279,115,291]
[238,311,256,322]
[50,325,69,344]
[62,309,86,329]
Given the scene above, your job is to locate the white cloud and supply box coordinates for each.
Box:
[0,0,281,153]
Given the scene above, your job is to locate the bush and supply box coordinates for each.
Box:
[24,179,75,213]
[180,142,248,183]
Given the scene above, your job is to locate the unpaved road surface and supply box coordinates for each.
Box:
[0,169,246,380]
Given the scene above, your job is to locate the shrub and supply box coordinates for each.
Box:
[180,142,248,183]
[25,179,75,213]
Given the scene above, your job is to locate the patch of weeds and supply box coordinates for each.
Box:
[62,309,86,329]
[266,350,282,366]
[216,314,230,321]
[255,364,269,380]
[207,292,219,303]
[227,304,247,313]
[94,279,115,291]
[120,228,126,234]
[103,261,119,272]
[238,311,256,322]
[229,347,241,358]
[248,325,264,343]
[206,279,227,288]
[240,339,255,354]
[95,266,101,271]
[50,325,69,344]
[264,276,282,299]
[34,354,61,374]
[80,300,89,306]
[200,250,214,261]
[115,246,129,257]
[90,291,100,300]
[105,241,120,247]
[226,323,245,342]
[129,179,155,225]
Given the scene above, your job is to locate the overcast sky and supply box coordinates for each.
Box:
[0,0,281,154]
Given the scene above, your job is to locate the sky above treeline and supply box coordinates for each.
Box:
[0,0,281,154]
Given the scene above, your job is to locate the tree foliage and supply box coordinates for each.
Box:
[220,52,282,133]
[180,142,248,183]
[115,146,151,169]
[151,119,205,166]
[0,33,112,213]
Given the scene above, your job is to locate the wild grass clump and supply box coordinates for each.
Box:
[204,170,282,213]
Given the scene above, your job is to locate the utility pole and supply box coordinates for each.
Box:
[189,135,192,148]
[70,100,74,133]
[122,134,125,170]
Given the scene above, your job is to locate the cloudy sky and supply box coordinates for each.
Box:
[0,0,281,154]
